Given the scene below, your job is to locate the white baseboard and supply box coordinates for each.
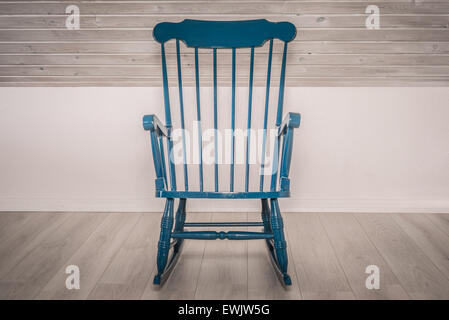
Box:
[282,198,449,213]
[0,196,448,213]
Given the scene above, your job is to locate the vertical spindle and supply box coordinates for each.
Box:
[194,47,204,192]
[271,41,288,191]
[259,39,273,191]
[161,43,176,191]
[245,47,254,192]
[176,40,189,191]
[230,48,236,192]
[276,42,288,127]
[213,48,219,192]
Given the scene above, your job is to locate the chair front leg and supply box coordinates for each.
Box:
[154,198,174,285]
[261,199,272,233]
[270,198,291,285]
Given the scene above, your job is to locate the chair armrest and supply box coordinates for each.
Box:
[143,114,170,191]
[279,112,301,136]
[142,114,169,137]
[277,112,300,191]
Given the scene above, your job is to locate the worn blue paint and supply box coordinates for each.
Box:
[144,19,299,286]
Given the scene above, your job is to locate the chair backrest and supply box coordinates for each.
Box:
[153,19,297,193]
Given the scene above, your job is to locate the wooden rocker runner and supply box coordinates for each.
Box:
[143,19,300,286]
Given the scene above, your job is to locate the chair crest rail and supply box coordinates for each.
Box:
[153,19,296,48]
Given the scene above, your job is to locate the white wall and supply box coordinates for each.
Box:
[1,87,448,213]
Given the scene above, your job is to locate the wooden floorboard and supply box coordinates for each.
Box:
[0,212,30,242]
[36,213,140,299]
[88,214,160,300]
[392,213,449,282]
[319,213,409,299]
[426,213,449,237]
[194,212,248,300]
[0,212,70,282]
[356,213,449,299]
[247,212,302,300]
[0,213,106,299]
[0,211,448,299]
[141,212,211,300]
[284,213,355,299]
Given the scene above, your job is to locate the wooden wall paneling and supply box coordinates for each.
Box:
[0,1,448,86]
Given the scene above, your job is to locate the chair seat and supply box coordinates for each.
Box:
[157,190,290,199]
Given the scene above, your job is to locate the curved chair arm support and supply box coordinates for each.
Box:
[143,114,170,191]
[143,114,169,137]
[278,112,301,191]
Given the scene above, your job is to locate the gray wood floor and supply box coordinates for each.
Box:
[0,211,448,300]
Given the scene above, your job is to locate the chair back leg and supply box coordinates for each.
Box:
[154,198,174,285]
[261,199,272,233]
[173,199,187,254]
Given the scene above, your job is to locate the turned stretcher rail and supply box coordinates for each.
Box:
[184,221,264,227]
[171,231,274,240]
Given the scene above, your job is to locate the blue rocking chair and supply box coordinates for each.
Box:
[143,19,300,286]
